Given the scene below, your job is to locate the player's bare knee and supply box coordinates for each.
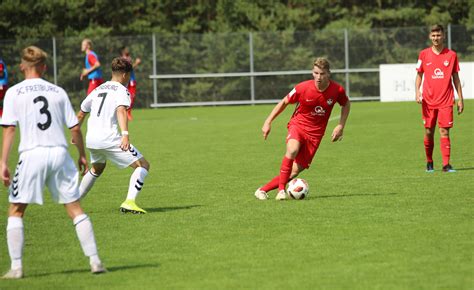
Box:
[8,203,27,217]
[91,163,106,176]
[140,158,150,171]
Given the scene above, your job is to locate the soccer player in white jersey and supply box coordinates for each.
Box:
[0,46,106,279]
[77,57,150,214]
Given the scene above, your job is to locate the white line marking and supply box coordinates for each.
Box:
[329,115,340,122]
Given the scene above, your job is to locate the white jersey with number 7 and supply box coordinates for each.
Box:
[80,81,131,149]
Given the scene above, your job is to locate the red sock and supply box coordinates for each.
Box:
[424,137,434,163]
[261,175,279,192]
[278,157,294,191]
[440,137,451,166]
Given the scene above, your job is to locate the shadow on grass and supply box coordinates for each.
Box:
[314,192,397,199]
[29,263,160,278]
[145,204,202,213]
[455,167,474,171]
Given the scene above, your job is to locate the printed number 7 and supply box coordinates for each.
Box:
[97,92,107,117]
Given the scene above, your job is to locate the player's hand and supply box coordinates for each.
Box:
[331,124,344,142]
[457,99,464,115]
[80,69,88,80]
[262,122,271,140]
[1,163,11,187]
[135,58,141,66]
[120,135,130,151]
[415,93,423,104]
[78,156,89,176]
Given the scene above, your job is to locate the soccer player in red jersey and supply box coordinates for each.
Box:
[415,24,465,173]
[255,58,351,200]
[0,58,8,118]
[80,39,104,95]
[120,46,141,120]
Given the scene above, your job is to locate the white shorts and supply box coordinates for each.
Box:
[89,144,143,168]
[9,147,80,205]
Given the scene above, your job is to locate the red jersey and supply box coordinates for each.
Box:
[287,80,348,138]
[416,47,460,109]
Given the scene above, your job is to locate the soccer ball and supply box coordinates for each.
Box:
[287,178,309,200]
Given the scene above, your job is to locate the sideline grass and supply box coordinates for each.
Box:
[0,100,473,289]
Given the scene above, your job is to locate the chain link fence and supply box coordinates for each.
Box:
[0,25,472,108]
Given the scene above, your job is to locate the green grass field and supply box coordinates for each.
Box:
[1,100,473,289]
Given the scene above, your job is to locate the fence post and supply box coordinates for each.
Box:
[447,23,452,49]
[249,32,255,104]
[152,33,158,105]
[52,36,57,85]
[344,28,350,96]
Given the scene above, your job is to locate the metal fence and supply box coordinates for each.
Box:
[0,25,472,108]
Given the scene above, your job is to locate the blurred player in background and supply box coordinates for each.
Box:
[0,57,8,119]
[80,38,103,95]
[77,57,150,214]
[255,58,351,200]
[120,46,141,120]
[415,24,465,173]
[1,46,105,279]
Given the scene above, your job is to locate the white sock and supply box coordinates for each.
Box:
[79,170,99,199]
[7,217,24,270]
[73,214,101,265]
[126,167,148,200]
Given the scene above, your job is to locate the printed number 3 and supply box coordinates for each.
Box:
[97,92,107,116]
[33,96,51,130]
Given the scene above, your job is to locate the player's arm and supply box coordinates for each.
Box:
[81,56,101,79]
[133,57,141,69]
[70,124,89,175]
[76,110,89,128]
[117,105,130,151]
[415,72,423,104]
[452,72,464,114]
[331,100,351,142]
[1,126,16,186]
[262,96,291,140]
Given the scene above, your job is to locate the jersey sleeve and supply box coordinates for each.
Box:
[80,94,93,113]
[0,63,4,73]
[0,90,17,126]
[416,51,424,72]
[116,88,131,108]
[452,53,460,74]
[286,87,299,104]
[336,85,349,106]
[87,53,98,66]
[61,90,79,128]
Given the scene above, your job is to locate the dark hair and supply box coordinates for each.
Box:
[111,57,132,73]
[430,24,444,33]
[119,46,128,55]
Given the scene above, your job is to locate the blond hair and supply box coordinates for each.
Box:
[21,46,47,67]
[82,38,92,47]
[313,58,330,73]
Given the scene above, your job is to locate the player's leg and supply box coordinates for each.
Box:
[3,203,27,279]
[275,138,301,200]
[64,201,106,274]
[438,106,455,172]
[79,148,107,199]
[79,163,106,199]
[422,103,436,172]
[120,157,150,214]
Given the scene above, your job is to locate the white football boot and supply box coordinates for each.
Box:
[91,263,107,274]
[275,190,287,200]
[2,268,23,279]
[254,188,268,200]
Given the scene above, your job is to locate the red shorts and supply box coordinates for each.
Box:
[422,103,453,128]
[286,126,322,169]
[87,78,104,95]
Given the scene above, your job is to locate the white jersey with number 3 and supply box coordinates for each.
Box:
[81,81,130,149]
[0,78,78,153]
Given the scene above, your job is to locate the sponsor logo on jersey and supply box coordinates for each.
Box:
[426,62,432,66]
[431,68,444,79]
[327,98,334,105]
[443,60,449,67]
[311,106,326,116]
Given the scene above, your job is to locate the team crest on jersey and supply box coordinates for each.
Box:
[443,60,449,67]
[327,98,334,105]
